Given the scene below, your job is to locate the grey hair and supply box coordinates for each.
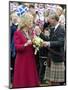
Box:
[48,13,59,21]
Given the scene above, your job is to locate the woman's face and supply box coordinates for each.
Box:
[27,18,33,28]
[56,9,62,16]
[30,8,36,15]
[26,16,34,29]
[35,26,41,36]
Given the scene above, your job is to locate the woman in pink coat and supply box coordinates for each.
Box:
[12,13,40,88]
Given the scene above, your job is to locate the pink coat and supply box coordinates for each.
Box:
[13,30,40,88]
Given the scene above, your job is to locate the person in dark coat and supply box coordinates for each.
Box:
[43,14,65,86]
[10,17,18,84]
[34,25,50,84]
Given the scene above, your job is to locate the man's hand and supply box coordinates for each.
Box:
[42,41,50,47]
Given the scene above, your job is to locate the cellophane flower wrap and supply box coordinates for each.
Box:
[32,36,43,55]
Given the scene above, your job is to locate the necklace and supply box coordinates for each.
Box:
[21,30,31,40]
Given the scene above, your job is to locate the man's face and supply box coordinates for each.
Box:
[48,17,56,26]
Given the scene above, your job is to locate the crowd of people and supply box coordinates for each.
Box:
[10,2,66,88]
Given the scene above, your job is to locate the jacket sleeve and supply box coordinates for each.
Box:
[14,32,26,52]
[50,28,65,48]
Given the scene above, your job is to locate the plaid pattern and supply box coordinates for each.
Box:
[44,60,65,82]
[44,63,50,81]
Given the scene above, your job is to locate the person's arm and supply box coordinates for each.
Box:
[42,28,65,48]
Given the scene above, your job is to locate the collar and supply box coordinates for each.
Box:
[54,23,60,31]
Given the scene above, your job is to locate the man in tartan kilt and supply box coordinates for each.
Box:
[43,13,65,86]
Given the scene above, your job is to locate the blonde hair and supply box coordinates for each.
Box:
[56,5,63,16]
[19,12,34,28]
[56,5,63,12]
[10,12,20,24]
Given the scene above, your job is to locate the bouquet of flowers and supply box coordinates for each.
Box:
[32,36,43,55]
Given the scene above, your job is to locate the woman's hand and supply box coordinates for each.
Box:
[24,40,32,47]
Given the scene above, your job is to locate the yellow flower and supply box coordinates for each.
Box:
[32,36,43,47]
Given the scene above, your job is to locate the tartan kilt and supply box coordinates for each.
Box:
[44,60,65,82]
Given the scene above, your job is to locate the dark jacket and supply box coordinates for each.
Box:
[39,33,49,57]
[10,23,18,58]
[48,25,65,62]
